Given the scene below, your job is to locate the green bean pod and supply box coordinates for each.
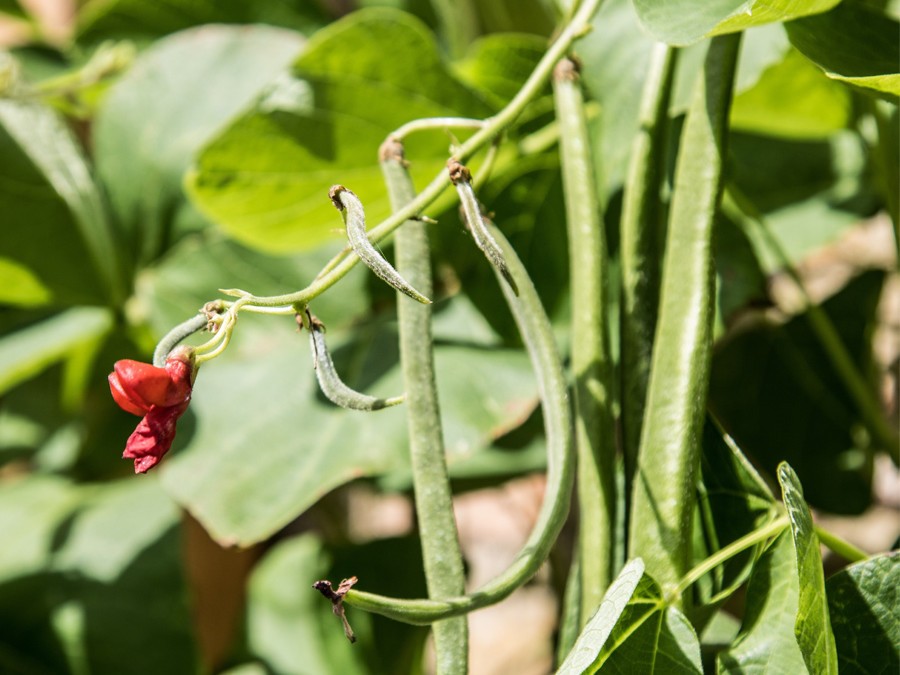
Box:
[329,185,431,305]
[628,33,742,597]
[307,316,404,412]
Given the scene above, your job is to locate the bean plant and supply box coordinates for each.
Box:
[0,0,897,673]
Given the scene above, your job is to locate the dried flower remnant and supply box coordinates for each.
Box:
[108,346,196,473]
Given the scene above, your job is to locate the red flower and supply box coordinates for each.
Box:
[108,347,195,473]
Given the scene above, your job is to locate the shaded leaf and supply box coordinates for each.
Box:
[717,531,807,673]
[556,558,645,675]
[0,99,123,306]
[778,462,839,675]
[454,33,547,108]
[633,0,839,46]
[826,552,900,674]
[187,8,490,253]
[0,307,113,396]
[0,257,52,308]
[94,25,304,264]
[247,534,368,675]
[709,270,884,514]
[786,1,900,97]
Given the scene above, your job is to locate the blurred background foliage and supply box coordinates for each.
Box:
[0,0,896,672]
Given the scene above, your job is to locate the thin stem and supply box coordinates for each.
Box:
[869,99,899,257]
[619,42,678,503]
[343,223,574,625]
[814,525,868,563]
[553,57,617,625]
[391,117,485,141]
[670,515,789,601]
[724,187,900,459]
[429,0,479,59]
[152,313,208,367]
[228,0,603,310]
[382,141,468,672]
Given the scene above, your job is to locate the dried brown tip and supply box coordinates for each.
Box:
[447,158,472,185]
[553,56,581,82]
[328,185,348,210]
[378,135,408,165]
[313,577,359,643]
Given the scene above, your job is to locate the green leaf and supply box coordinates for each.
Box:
[590,570,703,673]
[717,531,808,673]
[187,8,490,253]
[826,552,900,674]
[247,534,368,675]
[0,307,113,396]
[0,0,27,20]
[0,99,124,306]
[633,0,840,46]
[94,25,304,264]
[0,476,197,675]
[454,33,548,108]
[777,462,839,675]
[731,48,853,139]
[556,558,645,675]
[709,270,884,514]
[786,1,900,97]
[0,257,52,307]
[693,418,777,607]
[76,0,327,45]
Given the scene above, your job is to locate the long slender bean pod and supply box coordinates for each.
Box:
[448,159,518,294]
[306,315,404,411]
[381,138,468,672]
[330,185,431,305]
[552,56,617,626]
[619,42,679,496]
[342,222,574,625]
[628,33,742,597]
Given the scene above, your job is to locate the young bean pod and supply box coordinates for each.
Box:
[329,185,431,304]
[447,159,519,295]
[304,314,404,412]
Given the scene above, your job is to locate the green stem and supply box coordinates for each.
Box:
[619,42,678,501]
[670,515,789,600]
[553,57,617,625]
[226,0,603,309]
[343,223,574,625]
[152,313,208,367]
[381,143,468,672]
[724,187,900,460]
[869,99,899,257]
[429,0,479,59]
[392,117,484,141]
[814,525,868,563]
[628,33,742,598]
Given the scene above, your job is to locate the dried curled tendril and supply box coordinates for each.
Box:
[329,185,431,304]
[300,313,405,412]
[448,159,518,295]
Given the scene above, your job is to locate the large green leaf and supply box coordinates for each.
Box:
[187,8,491,253]
[454,33,548,108]
[247,534,368,675]
[709,270,883,514]
[826,552,900,673]
[556,558,645,675]
[589,570,703,673]
[0,307,113,396]
[633,0,839,46]
[717,531,808,673]
[76,0,327,45]
[0,99,123,306]
[730,48,852,139]
[786,0,900,97]
[93,25,304,265]
[158,311,538,545]
[777,463,838,674]
[0,476,196,675]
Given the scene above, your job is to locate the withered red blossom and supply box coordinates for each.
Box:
[108,347,195,473]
